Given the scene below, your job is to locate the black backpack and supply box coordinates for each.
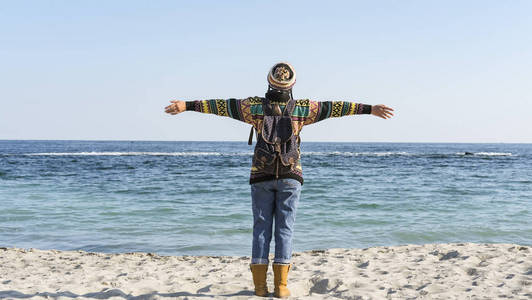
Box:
[248,98,300,177]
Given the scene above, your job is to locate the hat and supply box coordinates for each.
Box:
[267,62,296,90]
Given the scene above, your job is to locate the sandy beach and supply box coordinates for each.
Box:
[0,243,530,299]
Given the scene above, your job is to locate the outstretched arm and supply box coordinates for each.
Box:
[164,98,254,125]
[302,100,393,125]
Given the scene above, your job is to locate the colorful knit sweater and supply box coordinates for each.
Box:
[185,97,372,185]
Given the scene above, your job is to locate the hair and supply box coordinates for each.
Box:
[265,88,292,102]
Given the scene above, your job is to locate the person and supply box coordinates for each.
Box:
[164,62,394,298]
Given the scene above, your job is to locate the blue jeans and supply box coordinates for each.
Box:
[251,178,301,264]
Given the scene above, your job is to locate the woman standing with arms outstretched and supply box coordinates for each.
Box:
[165,62,394,298]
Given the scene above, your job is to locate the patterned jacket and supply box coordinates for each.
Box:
[185,97,371,184]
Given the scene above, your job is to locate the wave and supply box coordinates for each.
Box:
[23,152,237,156]
[13,151,513,157]
[304,151,514,157]
[302,151,412,157]
[17,151,419,157]
[456,152,513,157]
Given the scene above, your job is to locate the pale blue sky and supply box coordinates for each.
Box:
[1,1,531,142]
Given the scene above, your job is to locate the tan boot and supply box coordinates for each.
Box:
[250,264,269,297]
[273,263,291,298]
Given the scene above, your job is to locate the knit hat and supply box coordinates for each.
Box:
[267,62,296,90]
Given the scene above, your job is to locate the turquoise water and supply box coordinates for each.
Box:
[0,140,531,256]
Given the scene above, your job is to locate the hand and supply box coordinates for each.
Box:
[371,104,394,119]
[165,100,186,115]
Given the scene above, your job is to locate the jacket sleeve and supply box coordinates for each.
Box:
[303,100,372,126]
[185,98,254,125]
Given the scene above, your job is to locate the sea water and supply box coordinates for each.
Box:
[0,140,530,256]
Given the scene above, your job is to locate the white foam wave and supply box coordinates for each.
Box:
[302,151,412,157]
[476,152,513,156]
[22,151,411,157]
[19,151,513,157]
[457,152,513,156]
[23,151,410,157]
[24,152,235,156]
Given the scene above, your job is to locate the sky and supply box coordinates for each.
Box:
[1,1,531,142]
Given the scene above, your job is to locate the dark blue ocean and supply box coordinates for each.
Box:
[0,140,530,256]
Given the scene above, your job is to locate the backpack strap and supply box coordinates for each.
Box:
[262,97,274,116]
[248,126,254,145]
[283,99,296,117]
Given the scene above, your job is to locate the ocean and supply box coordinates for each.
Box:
[0,140,530,256]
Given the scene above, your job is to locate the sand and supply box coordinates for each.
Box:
[0,243,531,299]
